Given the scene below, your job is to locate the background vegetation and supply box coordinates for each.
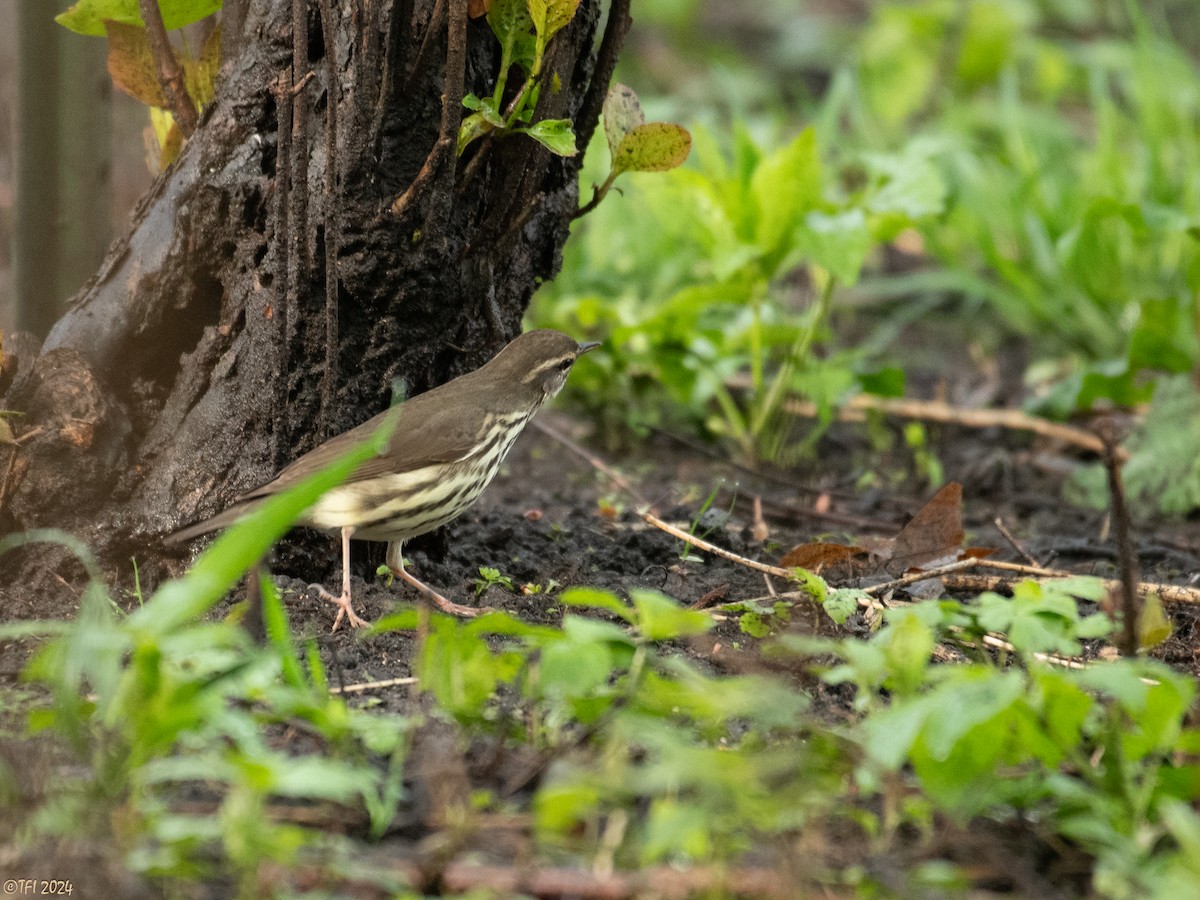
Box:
[533,0,1200,510]
[4,0,1200,897]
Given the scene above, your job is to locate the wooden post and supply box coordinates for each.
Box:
[14,1,111,339]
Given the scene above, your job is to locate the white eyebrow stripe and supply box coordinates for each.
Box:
[521,353,574,383]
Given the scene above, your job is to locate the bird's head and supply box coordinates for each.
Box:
[486,329,601,400]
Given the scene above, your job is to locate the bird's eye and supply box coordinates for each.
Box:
[559,359,573,370]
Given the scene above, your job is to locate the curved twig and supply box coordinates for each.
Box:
[387,0,466,224]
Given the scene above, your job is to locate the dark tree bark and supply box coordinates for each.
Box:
[1,0,630,594]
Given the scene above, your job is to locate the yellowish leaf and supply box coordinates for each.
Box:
[612,123,691,176]
[104,20,168,108]
[1137,592,1172,650]
[527,0,580,40]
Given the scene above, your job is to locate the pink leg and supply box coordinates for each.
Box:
[386,540,490,618]
[311,525,369,631]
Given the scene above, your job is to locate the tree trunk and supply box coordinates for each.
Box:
[1,0,628,592]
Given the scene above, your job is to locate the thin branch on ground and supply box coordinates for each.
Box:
[263,861,794,899]
[766,389,1128,459]
[329,676,419,695]
[531,418,652,508]
[532,409,1200,612]
[994,516,1041,567]
[863,558,981,595]
[901,557,1200,606]
[641,511,793,579]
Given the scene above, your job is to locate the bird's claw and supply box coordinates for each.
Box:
[309,582,370,632]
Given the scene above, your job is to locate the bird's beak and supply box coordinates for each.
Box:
[577,341,601,355]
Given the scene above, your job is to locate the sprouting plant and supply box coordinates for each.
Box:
[458,0,583,158]
[522,578,561,595]
[475,565,515,596]
[576,84,692,216]
[128,557,144,606]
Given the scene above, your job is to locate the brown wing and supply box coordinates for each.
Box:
[239,382,488,502]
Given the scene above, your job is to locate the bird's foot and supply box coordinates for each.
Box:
[392,567,492,618]
[309,583,371,632]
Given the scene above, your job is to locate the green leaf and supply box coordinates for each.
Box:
[538,638,613,698]
[560,615,637,647]
[790,567,829,602]
[631,590,713,641]
[1137,593,1172,649]
[57,0,221,36]
[527,0,580,40]
[1049,576,1108,603]
[1128,298,1198,375]
[523,118,577,156]
[457,111,495,155]
[559,587,634,622]
[862,693,937,769]
[612,123,692,177]
[747,128,821,263]
[919,669,1024,761]
[881,610,934,695]
[603,83,645,159]
[796,209,872,286]
[535,782,601,834]
[488,0,534,50]
[864,140,948,224]
[823,589,865,625]
[739,611,771,638]
[955,0,1018,87]
[463,93,504,126]
[858,366,906,397]
[419,616,522,721]
[259,572,305,690]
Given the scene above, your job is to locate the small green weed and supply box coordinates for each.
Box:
[474,565,515,596]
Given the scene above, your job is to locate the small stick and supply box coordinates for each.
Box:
[641,511,792,579]
[863,558,980,596]
[1097,421,1139,657]
[329,676,419,695]
[289,69,317,97]
[531,418,651,509]
[139,0,198,136]
[994,517,1040,567]
[765,389,1128,459]
[690,583,730,610]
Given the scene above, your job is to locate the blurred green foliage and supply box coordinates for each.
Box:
[533,0,1200,511]
[7,509,1200,895]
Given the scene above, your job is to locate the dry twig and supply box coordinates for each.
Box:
[770,390,1128,459]
[994,517,1040,567]
[329,676,418,695]
[138,0,198,136]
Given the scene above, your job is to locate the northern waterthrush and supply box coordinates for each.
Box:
[167,329,599,629]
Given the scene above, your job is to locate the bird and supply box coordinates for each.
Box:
[167,329,600,630]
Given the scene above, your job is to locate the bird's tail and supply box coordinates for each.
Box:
[164,501,258,546]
